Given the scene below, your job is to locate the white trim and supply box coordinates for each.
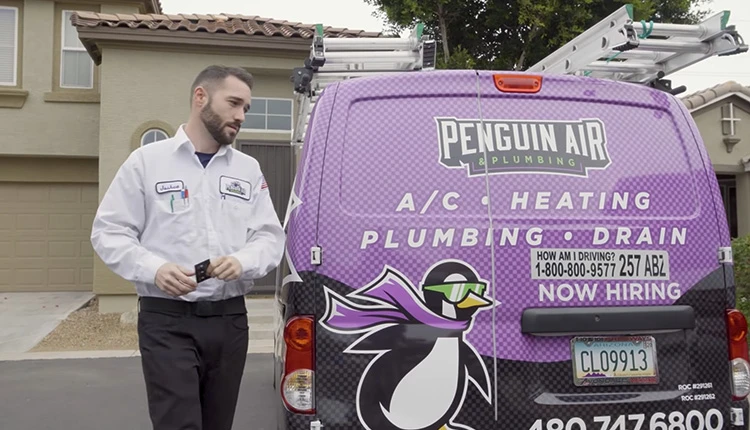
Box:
[140,128,169,146]
[60,10,93,89]
[741,155,750,172]
[687,92,750,114]
[0,6,18,87]
[721,102,741,136]
[241,97,294,132]
[240,129,292,135]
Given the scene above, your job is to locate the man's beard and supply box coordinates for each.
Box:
[200,99,239,147]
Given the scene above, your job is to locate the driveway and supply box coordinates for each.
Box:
[0,354,278,430]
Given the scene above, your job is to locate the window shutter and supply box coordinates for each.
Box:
[0,8,17,85]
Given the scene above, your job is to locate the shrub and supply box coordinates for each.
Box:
[732,234,750,297]
[731,234,750,346]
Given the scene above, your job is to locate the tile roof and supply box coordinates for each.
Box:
[681,80,750,110]
[70,11,384,39]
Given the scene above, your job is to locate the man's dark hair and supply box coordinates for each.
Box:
[190,65,254,98]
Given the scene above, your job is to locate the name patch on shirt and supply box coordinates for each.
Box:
[220,176,251,200]
[155,180,184,194]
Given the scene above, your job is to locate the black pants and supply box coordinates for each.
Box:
[137,296,249,430]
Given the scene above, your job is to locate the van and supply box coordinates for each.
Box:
[271,69,750,430]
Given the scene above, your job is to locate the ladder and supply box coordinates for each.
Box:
[527,4,748,94]
[289,4,748,147]
[290,23,436,146]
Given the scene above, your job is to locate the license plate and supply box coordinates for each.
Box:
[571,336,659,386]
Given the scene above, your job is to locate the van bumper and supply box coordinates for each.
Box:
[276,401,750,429]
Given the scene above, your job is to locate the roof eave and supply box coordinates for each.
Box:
[686,92,750,114]
[75,26,316,65]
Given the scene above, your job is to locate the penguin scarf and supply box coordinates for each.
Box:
[322,269,472,332]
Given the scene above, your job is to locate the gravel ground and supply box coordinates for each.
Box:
[30,298,139,352]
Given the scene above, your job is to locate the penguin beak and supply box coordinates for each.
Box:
[456,291,492,309]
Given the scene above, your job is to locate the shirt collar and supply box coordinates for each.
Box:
[172,124,234,162]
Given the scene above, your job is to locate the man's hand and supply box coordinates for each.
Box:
[207,256,243,281]
[155,263,197,296]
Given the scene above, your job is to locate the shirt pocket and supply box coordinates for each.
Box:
[149,192,196,240]
[221,197,253,248]
[154,192,192,215]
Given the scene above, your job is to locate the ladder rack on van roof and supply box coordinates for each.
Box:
[526,4,748,95]
[289,4,747,146]
[290,23,436,146]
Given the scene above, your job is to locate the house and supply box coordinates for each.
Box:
[0,0,380,313]
[681,81,750,239]
[1,0,748,314]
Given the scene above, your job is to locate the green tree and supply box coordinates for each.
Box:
[364,0,469,66]
[365,0,713,71]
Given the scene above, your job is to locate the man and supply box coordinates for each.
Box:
[90,65,285,430]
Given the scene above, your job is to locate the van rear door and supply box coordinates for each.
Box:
[475,71,734,429]
[312,70,500,429]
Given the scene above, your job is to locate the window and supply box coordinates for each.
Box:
[242,98,293,131]
[718,175,739,239]
[722,103,741,136]
[141,129,169,146]
[61,10,93,88]
[0,6,18,86]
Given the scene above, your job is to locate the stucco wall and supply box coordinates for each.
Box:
[100,4,139,14]
[94,45,303,297]
[691,98,750,173]
[0,1,100,157]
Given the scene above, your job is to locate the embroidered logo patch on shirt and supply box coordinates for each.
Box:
[155,180,184,194]
[220,176,251,200]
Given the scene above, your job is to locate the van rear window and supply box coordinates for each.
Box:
[337,94,700,225]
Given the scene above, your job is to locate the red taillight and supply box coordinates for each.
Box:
[727,309,749,360]
[726,309,750,400]
[493,74,542,93]
[281,315,316,414]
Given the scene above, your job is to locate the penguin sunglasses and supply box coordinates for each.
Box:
[423,282,487,303]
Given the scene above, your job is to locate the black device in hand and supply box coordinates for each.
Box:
[194,259,211,283]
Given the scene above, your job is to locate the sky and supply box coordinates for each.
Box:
[159,0,750,95]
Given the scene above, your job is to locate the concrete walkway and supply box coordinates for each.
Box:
[0,292,94,354]
[0,294,277,361]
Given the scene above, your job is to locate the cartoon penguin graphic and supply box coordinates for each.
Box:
[320,260,497,430]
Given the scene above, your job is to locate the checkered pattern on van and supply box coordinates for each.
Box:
[282,415,314,430]
[285,83,341,279]
[299,71,728,364]
[280,71,739,429]
[674,98,733,243]
[277,269,746,429]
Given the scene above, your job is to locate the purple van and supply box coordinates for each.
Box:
[273,70,750,430]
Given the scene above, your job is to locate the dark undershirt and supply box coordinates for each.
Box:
[195,152,215,168]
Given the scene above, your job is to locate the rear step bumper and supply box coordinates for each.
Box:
[521,305,695,336]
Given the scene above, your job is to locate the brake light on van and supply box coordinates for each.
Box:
[493,74,542,93]
[281,315,315,414]
[726,309,750,400]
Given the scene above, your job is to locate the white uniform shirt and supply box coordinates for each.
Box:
[90,125,286,301]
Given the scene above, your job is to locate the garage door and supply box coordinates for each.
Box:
[0,182,99,292]
[237,141,293,296]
